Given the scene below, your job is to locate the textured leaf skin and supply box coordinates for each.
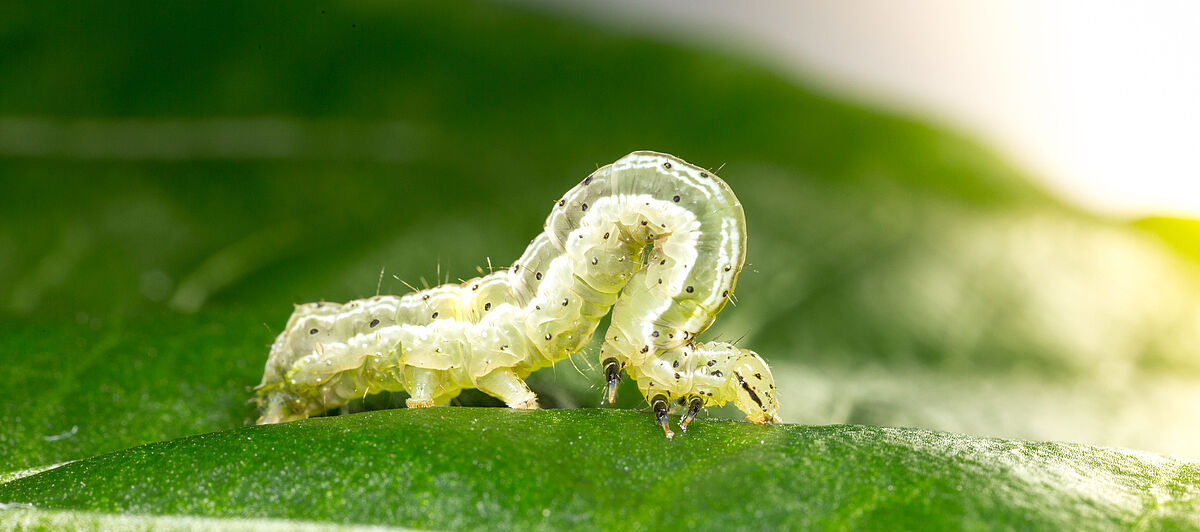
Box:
[2,408,1197,531]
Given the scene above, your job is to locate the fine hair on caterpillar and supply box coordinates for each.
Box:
[254,150,780,437]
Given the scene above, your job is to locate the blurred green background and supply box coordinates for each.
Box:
[3,0,1200,477]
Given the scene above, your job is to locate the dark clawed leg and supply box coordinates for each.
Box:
[680,396,704,432]
[602,357,622,404]
[651,394,674,439]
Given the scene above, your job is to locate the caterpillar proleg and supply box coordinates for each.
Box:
[254,151,780,437]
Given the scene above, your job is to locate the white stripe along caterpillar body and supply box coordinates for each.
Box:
[254,151,780,437]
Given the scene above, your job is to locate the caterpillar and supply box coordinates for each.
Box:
[254,151,779,437]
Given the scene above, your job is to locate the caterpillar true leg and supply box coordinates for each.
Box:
[679,395,704,432]
[254,151,779,437]
[650,394,674,439]
[602,357,622,404]
[476,368,539,409]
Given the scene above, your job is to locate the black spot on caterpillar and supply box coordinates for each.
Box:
[253,151,780,436]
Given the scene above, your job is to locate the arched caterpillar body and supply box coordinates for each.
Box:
[254,151,780,437]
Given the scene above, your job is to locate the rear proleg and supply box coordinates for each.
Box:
[403,366,458,408]
[477,368,540,409]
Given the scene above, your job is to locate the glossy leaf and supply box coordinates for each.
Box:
[2,409,1198,530]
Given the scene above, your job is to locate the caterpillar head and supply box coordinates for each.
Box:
[724,347,780,424]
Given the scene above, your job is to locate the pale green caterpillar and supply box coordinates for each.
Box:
[254,151,779,437]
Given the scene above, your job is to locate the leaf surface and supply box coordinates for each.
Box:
[2,409,1198,531]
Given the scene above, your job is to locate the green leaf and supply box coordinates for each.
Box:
[2,409,1198,530]
[0,508,397,532]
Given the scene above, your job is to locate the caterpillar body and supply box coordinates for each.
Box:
[254,151,779,437]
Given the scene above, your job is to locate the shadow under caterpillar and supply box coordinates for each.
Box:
[254,151,780,437]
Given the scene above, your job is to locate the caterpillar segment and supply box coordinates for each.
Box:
[254,151,780,435]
